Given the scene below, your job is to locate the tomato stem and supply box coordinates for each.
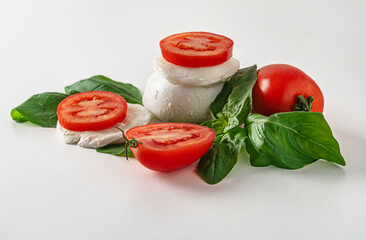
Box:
[293,95,314,112]
[114,126,142,160]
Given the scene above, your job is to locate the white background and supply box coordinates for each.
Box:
[1,0,366,239]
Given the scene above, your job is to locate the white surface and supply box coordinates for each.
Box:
[1,0,366,239]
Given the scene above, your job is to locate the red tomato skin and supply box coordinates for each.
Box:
[57,91,127,131]
[130,140,214,172]
[160,32,234,68]
[126,123,216,172]
[252,64,324,116]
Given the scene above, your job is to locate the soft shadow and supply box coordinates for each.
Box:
[286,160,346,181]
[105,129,363,194]
[229,136,350,183]
[151,147,257,194]
[151,164,231,192]
[331,129,366,174]
[105,128,366,191]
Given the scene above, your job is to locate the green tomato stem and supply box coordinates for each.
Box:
[114,126,141,160]
[293,95,314,112]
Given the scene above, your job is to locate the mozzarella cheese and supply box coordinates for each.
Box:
[57,103,151,148]
[142,72,224,123]
[143,55,240,123]
[153,56,239,86]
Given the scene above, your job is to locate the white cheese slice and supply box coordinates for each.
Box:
[57,103,151,148]
[153,56,239,86]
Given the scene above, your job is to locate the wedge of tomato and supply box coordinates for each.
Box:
[160,32,234,67]
[126,123,216,172]
[57,91,127,131]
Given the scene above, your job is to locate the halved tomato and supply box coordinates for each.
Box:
[160,32,234,68]
[126,123,216,172]
[57,91,127,131]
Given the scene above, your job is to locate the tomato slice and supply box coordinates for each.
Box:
[160,32,234,68]
[57,91,127,131]
[126,123,216,172]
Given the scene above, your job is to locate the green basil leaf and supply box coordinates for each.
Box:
[11,92,68,128]
[197,126,247,185]
[201,118,227,135]
[244,112,345,169]
[96,143,134,158]
[11,109,27,123]
[210,65,257,132]
[65,75,143,105]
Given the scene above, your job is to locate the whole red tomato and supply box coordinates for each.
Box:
[252,64,324,116]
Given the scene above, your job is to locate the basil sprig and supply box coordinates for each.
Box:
[198,65,257,184]
[244,112,345,169]
[199,64,345,184]
[203,65,258,134]
[11,75,143,128]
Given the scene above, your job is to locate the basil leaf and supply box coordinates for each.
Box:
[201,118,227,135]
[210,65,257,132]
[96,143,134,158]
[11,92,68,128]
[11,109,27,123]
[244,112,345,169]
[197,127,247,185]
[65,75,143,105]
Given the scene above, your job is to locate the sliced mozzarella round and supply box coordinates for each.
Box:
[153,56,239,86]
[57,103,151,148]
[142,72,224,123]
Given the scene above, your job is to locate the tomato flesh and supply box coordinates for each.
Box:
[160,32,234,68]
[57,91,127,131]
[126,123,216,172]
[252,64,324,116]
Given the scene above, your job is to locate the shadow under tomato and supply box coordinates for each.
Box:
[236,138,350,183]
[150,162,243,193]
[147,128,362,190]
